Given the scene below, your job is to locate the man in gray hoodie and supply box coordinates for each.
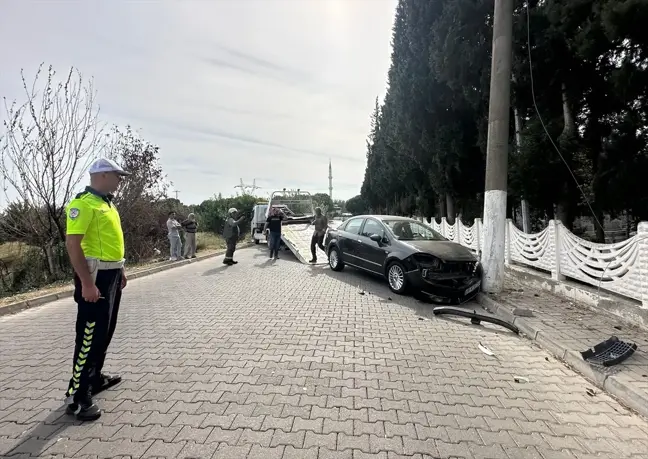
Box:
[223,207,245,265]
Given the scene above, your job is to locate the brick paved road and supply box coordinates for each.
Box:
[1,246,648,459]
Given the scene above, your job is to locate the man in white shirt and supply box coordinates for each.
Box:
[166,211,183,261]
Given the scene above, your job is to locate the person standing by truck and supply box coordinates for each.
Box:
[308,207,328,263]
[223,207,245,265]
[264,207,285,259]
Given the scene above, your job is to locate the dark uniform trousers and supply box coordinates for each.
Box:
[310,233,325,259]
[65,268,122,402]
[225,237,237,260]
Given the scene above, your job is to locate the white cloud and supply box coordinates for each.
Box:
[0,0,396,205]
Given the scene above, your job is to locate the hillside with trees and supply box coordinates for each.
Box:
[360,0,648,240]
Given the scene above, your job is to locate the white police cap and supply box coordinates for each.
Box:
[88,158,130,176]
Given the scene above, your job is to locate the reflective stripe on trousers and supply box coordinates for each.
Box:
[66,320,95,398]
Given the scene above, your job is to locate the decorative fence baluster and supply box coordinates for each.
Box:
[639,223,648,308]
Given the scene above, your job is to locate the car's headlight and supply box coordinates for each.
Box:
[412,254,443,272]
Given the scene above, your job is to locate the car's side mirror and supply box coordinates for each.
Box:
[369,234,382,243]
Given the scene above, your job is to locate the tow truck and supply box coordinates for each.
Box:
[250,189,339,264]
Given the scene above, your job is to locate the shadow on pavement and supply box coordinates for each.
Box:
[201,265,230,276]
[3,405,78,457]
[252,249,270,259]
[255,258,280,268]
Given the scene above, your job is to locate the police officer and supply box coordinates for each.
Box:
[64,158,130,421]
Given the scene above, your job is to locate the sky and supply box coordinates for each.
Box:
[0,0,397,206]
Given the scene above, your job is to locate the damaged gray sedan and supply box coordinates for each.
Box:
[325,215,482,303]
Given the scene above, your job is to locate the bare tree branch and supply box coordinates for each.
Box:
[0,63,103,272]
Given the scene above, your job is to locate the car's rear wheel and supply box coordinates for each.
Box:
[387,261,408,294]
[328,246,345,271]
[254,238,260,245]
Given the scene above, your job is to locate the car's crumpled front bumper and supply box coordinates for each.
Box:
[404,264,481,299]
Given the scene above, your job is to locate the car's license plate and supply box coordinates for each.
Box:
[464,281,480,296]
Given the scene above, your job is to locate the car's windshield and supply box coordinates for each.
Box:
[383,220,445,241]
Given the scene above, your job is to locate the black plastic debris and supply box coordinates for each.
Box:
[432,306,519,335]
[586,388,597,397]
[580,336,637,367]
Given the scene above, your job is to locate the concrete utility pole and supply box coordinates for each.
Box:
[512,73,531,234]
[481,0,514,293]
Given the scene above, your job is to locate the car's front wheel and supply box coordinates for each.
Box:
[328,246,345,271]
[387,261,408,294]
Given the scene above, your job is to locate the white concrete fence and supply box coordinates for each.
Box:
[427,217,648,307]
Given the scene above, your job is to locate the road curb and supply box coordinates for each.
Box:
[0,243,252,318]
[477,292,648,419]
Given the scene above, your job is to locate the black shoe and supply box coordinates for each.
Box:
[91,373,122,396]
[223,259,233,265]
[65,397,101,421]
[191,255,197,259]
[309,259,317,263]
[231,260,238,264]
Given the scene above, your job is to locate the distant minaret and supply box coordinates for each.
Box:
[328,159,333,200]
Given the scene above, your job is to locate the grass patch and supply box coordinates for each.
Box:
[195,232,227,252]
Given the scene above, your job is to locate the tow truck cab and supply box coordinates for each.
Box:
[251,203,268,244]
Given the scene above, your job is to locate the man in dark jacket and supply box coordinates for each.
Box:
[223,207,245,265]
[264,207,285,259]
[309,207,328,263]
